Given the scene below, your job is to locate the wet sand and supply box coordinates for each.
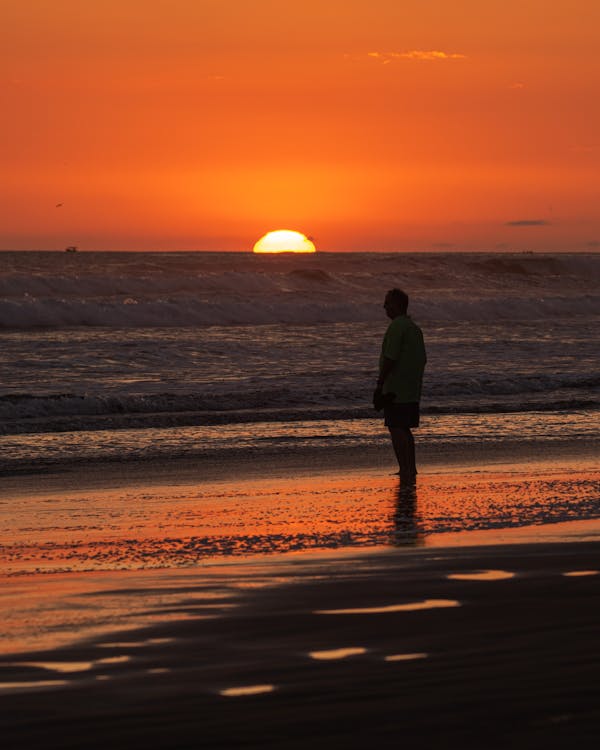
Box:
[1,446,599,748]
[1,540,599,749]
[1,449,598,576]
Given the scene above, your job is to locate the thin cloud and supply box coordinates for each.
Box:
[367,50,467,63]
[506,220,551,227]
[570,145,597,153]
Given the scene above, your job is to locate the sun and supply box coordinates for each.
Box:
[253,230,316,254]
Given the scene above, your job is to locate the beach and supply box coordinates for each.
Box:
[3,0,600,739]
[1,250,598,745]
[1,442,599,749]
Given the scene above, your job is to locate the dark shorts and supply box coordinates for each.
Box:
[384,402,420,429]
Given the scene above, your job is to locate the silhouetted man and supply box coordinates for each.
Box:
[374,288,426,482]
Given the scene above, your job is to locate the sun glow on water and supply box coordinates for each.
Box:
[253,230,316,253]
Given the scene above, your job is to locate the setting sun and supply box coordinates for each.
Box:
[253,230,316,254]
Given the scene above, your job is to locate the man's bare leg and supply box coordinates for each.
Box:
[406,428,417,477]
[388,427,416,482]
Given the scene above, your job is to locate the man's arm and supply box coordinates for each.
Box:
[376,356,396,389]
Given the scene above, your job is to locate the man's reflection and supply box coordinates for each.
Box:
[391,481,423,546]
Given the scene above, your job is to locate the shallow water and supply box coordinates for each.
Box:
[0,411,598,472]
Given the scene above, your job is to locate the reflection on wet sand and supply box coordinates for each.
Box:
[562,570,599,577]
[316,600,460,615]
[98,637,175,648]
[0,680,68,692]
[6,654,133,681]
[447,570,515,581]
[309,648,367,660]
[16,661,94,673]
[390,481,423,547]
[2,463,598,575]
[384,653,428,662]
[95,656,131,665]
[220,684,275,697]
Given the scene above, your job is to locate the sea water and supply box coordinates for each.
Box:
[1,251,599,570]
[0,251,598,471]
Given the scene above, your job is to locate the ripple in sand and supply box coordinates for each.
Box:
[95,656,131,665]
[146,637,176,644]
[233,577,293,589]
[309,647,367,660]
[384,653,428,662]
[0,680,68,691]
[447,570,515,581]
[315,599,460,615]
[16,661,94,673]
[98,637,175,648]
[10,655,131,676]
[562,570,598,577]
[220,684,275,697]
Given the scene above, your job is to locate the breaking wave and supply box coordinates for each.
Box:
[2,371,599,435]
[0,251,598,328]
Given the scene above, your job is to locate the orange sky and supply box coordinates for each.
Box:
[2,0,599,251]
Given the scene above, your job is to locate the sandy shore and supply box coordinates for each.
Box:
[0,540,599,748]
[1,444,599,748]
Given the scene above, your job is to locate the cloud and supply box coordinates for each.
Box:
[509,82,525,89]
[505,220,551,227]
[587,240,599,247]
[367,50,466,63]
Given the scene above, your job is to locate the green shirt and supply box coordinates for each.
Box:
[379,315,426,403]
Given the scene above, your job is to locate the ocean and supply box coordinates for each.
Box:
[1,250,599,572]
[0,250,598,471]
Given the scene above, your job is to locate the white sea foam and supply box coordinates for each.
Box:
[0,371,598,431]
[0,251,597,329]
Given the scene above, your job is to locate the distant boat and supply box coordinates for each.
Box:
[65,246,78,253]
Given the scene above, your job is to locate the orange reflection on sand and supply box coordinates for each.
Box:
[448,570,515,581]
[4,465,599,576]
[98,638,175,648]
[316,599,460,615]
[309,647,367,660]
[220,684,275,697]
[384,653,428,662]
[0,570,239,656]
[562,570,599,577]
[17,661,94,673]
[0,474,424,574]
[95,656,131,665]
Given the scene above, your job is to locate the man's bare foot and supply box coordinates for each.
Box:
[390,470,417,484]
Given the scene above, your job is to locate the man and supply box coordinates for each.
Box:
[374,288,426,482]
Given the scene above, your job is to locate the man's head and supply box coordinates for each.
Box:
[383,288,409,319]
